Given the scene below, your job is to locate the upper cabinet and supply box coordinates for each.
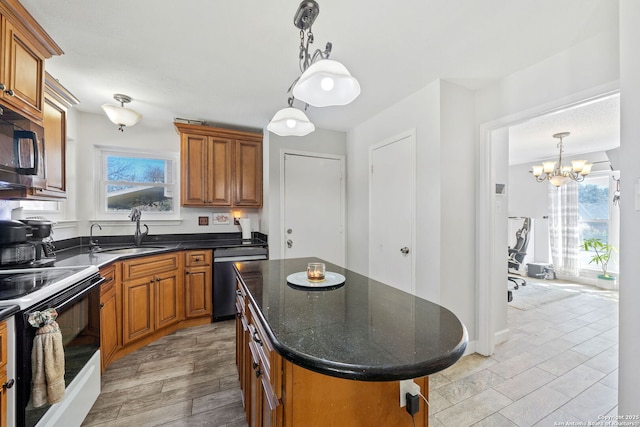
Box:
[176,123,263,208]
[40,72,79,198]
[0,0,64,124]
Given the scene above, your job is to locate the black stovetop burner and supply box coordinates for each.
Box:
[0,266,96,307]
[0,268,73,299]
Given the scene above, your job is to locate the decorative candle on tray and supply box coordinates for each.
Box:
[307,263,326,282]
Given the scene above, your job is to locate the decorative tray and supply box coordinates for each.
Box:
[286,271,346,288]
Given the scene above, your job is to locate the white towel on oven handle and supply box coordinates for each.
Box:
[29,309,65,407]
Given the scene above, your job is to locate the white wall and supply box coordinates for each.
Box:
[475,21,619,355]
[347,80,477,344]
[265,128,347,259]
[60,111,262,240]
[618,0,640,414]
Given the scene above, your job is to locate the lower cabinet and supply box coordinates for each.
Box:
[184,250,213,318]
[122,258,183,345]
[99,251,213,370]
[236,278,282,427]
[99,264,120,371]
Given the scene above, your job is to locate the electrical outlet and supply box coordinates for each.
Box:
[399,380,420,407]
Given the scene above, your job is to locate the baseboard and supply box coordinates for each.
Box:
[495,328,511,345]
[463,339,477,356]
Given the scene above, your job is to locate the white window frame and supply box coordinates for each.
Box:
[577,170,620,275]
[96,147,180,220]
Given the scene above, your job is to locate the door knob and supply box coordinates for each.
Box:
[287,239,293,248]
[400,247,410,254]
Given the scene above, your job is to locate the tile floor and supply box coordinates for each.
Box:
[430,280,618,427]
[82,279,618,427]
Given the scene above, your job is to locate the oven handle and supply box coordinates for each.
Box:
[26,275,105,316]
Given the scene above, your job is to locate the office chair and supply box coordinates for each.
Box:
[508,217,531,290]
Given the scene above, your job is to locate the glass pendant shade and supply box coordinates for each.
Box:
[292,59,361,107]
[549,175,569,187]
[101,104,142,128]
[267,107,315,136]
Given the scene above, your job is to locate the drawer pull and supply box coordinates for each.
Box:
[252,331,263,346]
[3,379,14,390]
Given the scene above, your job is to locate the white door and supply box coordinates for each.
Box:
[282,152,345,266]
[369,131,416,293]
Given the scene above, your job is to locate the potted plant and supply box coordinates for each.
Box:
[581,238,617,289]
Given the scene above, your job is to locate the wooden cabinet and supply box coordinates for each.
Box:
[38,73,78,198]
[0,1,63,124]
[121,253,183,345]
[99,264,120,371]
[235,276,429,427]
[0,320,8,427]
[236,278,282,427]
[176,123,263,208]
[184,250,212,318]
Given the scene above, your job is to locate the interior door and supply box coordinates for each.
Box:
[369,131,416,293]
[283,152,345,266]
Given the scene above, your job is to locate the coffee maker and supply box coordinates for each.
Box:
[20,218,56,266]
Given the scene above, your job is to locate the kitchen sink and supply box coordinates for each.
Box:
[97,246,168,255]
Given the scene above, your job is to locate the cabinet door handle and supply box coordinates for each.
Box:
[252,331,263,346]
[236,289,242,296]
[150,278,154,284]
[3,379,15,389]
[0,83,5,91]
[4,89,14,96]
[185,271,190,275]
[99,303,105,309]
[252,362,258,370]
[255,369,262,378]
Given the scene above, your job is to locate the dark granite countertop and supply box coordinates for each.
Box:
[234,257,468,381]
[53,233,268,269]
[0,304,20,321]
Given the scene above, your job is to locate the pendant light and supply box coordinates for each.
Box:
[267,0,360,136]
[101,94,142,132]
[267,98,315,136]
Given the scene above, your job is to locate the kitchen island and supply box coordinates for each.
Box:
[234,257,467,427]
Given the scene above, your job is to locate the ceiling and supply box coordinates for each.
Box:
[509,93,620,166]
[21,0,618,136]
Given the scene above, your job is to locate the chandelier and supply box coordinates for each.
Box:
[531,132,592,187]
[267,0,360,136]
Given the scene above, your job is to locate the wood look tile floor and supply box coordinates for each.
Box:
[82,321,246,427]
[83,280,618,427]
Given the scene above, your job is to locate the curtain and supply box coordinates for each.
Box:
[548,181,580,277]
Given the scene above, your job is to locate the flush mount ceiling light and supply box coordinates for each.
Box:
[267,97,315,136]
[101,93,142,132]
[531,132,593,187]
[267,0,360,136]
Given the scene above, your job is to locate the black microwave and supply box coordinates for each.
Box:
[0,106,44,189]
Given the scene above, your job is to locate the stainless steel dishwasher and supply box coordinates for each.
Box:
[213,246,268,321]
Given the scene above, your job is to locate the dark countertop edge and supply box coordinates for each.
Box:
[0,304,20,321]
[54,235,269,269]
[236,266,469,382]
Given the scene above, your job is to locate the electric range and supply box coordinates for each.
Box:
[0,265,99,310]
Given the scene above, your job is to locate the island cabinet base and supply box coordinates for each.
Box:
[283,361,429,427]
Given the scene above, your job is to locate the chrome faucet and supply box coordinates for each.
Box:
[89,223,102,254]
[129,207,149,246]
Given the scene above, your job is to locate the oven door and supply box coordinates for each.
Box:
[15,273,103,427]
